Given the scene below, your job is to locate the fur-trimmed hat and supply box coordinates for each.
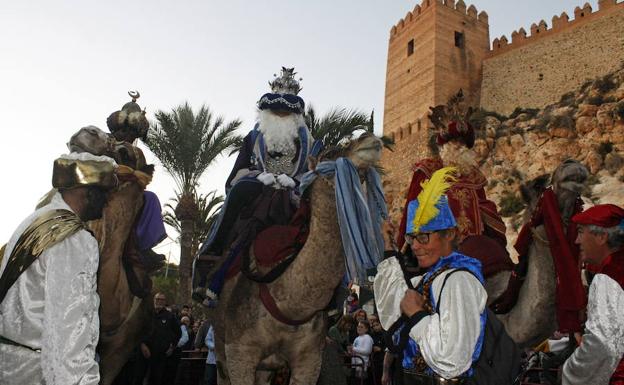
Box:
[257,67,305,114]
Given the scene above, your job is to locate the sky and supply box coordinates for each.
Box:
[0,0,598,263]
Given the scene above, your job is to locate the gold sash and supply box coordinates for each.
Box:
[0,209,85,303]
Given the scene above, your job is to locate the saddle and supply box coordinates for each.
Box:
[225,198,311,281]
[459,235,513,278]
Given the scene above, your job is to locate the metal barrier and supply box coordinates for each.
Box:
[345,355,367,385]
[179,350,207,385]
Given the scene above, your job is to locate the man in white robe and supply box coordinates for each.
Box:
[374,168,487,384]
[563,204,624,385]
[0,152,117,385]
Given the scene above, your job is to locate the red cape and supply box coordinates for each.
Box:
[514,188,585,333]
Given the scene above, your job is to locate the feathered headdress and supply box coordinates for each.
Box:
[428,89,475,148]
[406,166,458,234]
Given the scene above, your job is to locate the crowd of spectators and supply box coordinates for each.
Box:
[325,304,391,385]
[112,292,393,385]
[112,293,216,385]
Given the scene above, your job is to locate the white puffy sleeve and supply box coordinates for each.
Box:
[373,257,422,330]
[409,271,487,379]
[41,230,100,385]
[563,274,624,385]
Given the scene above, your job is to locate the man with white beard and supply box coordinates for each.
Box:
[193,67,319,304]
[397,92,510,276]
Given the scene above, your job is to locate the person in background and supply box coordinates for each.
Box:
[133,292,181,385]
[348,320,374,382]
[369,314,386,385]
[195,320,216,385]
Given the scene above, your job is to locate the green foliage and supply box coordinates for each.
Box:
[550,114,575,130]
[593,75,616,94]
[145,102,241,303]
[163,190,224,256]
[509,107,539,120]
[559,92,576,106]
[586,95,604,106]
[533,114,552,132]
[152,275,179,304]
[499,192,525,217]
[597,141,614,159]
[616,102,624,121]
[305,105,373,148]
[145,102,242,196]
[511,168,523,180]
[468,108,506,130]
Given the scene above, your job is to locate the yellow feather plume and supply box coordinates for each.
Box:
[412,166,458,233]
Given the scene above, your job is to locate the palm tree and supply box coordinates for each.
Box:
[305,105,394,150]
[163,190,224,257]
[305,105,373,148]
[145,103,241,303]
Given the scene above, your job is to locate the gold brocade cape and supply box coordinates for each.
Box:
[0,209,85,303]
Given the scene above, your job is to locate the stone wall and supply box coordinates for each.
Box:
[380,114,431,221]
[481,1,624,115]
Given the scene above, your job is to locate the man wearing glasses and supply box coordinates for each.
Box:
[374,167,487,385]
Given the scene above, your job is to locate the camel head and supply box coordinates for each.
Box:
[552,159,588,222]
[68,126,116,156]
[319,129,383,172]
[552,159,588,197]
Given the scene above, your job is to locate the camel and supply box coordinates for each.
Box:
[208,132,385,385]
[61,126,158,385]
[484,159,588,348]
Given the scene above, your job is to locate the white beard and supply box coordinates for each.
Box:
[439,142,478,174]
[257,110,306,154]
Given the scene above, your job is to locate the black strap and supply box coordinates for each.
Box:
[434,268,507,369]
[384,252,423,353]
[0,335,40,353]
[435,267,471,313]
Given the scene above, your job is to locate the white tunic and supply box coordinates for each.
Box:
[374,257,487,379]
[0,193,100,385]
[563,273,624,385]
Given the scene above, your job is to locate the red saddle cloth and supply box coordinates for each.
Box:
[225,200,311,279]
[459,235,513,278]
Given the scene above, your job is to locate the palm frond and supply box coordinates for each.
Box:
[305,105,373,148]
[144,102,243,196]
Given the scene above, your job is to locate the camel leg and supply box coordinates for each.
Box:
[284,340,323,385]
[225,343,263,385]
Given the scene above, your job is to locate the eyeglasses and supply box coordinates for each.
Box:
[405,232,437,245]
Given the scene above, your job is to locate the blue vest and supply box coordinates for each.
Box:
[401,252,486,377]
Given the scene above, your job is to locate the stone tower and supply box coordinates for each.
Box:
[383,0,490,141]
[381,0,490,218]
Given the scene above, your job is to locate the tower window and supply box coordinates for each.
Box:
[407,39,414,56]
[454,31,465,48]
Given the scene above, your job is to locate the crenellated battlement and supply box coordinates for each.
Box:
[490,0,624,56]
[389,0,488,39]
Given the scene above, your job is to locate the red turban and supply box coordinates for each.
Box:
[572,204,624,228]
[436,121,475,149]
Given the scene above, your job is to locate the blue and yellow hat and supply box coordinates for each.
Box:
[405,167,458,235]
